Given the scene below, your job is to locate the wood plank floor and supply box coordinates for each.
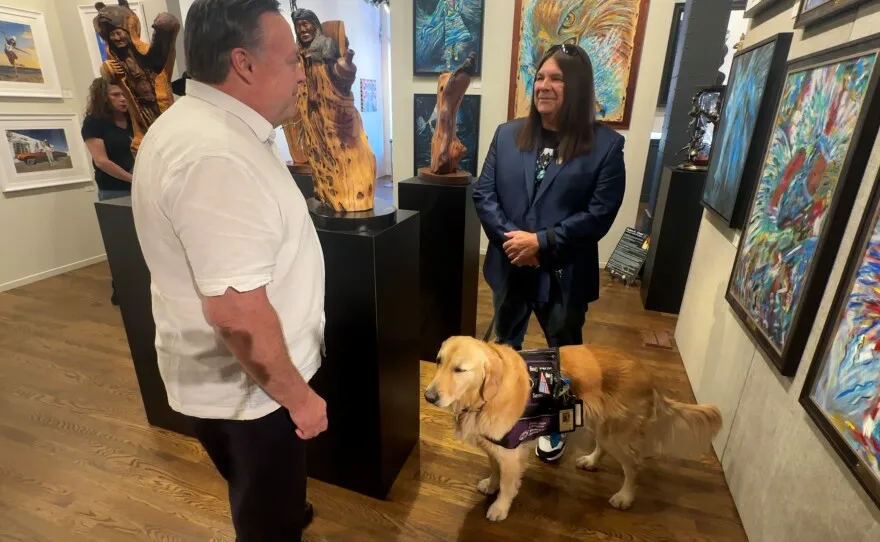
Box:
[0,263,747,541]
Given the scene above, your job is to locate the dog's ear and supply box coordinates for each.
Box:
[480,343,504,401]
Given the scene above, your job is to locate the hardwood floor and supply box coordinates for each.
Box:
[0,263,747,541]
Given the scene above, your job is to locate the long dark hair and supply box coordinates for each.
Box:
[515,43,597,161]
[85,77,117,122]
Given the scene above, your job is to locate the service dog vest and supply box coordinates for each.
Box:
[486,348,584,449]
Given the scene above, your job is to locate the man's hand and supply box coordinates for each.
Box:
[503,231,539,266]
[289,387,328,440]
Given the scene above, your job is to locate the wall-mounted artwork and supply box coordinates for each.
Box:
[795,0,869,29]
[0,114,92,193]
[0,6,61,98]
[78,2,150,78]
[414,93,480,177]
[726,35,880,377]
[508,0,649,129]
[702,33,792,229]
[800,173,880,512]
[360,78,377,113]
[413,0,484,76]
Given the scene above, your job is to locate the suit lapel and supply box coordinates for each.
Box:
[533,157,567,204]
[522,148,538,203]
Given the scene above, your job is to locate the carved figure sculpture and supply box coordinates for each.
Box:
[291,6,377,212]
[93,0,180,156]
[418,51,476,185]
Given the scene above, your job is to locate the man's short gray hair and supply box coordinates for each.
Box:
[184,0,281,84]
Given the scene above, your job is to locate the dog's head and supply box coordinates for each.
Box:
[424,336,504,410]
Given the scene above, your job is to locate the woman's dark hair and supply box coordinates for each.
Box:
[515,43,597,161]
[85,77,117,122]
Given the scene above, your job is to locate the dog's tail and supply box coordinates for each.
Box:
[647,392,722,458]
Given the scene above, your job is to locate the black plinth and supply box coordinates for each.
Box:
[287,166,314,199]
[641,167,706,314]
[94,197,196,438]
[398,176,480,361]
[306,208,421,500]
[307,197,397,232]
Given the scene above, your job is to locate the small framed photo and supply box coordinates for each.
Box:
[0,5,62,98]
[0,113,93,193]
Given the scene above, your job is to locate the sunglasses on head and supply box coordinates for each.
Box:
[548,42,586,62]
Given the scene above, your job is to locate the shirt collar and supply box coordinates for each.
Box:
[185,79,276,143]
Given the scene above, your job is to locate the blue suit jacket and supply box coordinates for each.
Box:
[473,118,626,308]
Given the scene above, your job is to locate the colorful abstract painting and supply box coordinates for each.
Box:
[414,93,480,176]
[360,79,377,113]
[414,0,484,75]
[729,51,878,356]
[510,0,648,127]
[703,40,777,223]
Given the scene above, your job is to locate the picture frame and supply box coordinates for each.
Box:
[795,0,870,29]
[657,2,685,108]
[725,33,880,377]
[0,113,93,193]
[799,165,880,512]
[507,0,649,129]
[78,2,150,79]
[413,93,480,177]
[743,0,788,18]
[0,5,62,99]
[413,0,485,77]
[702,32,792,229]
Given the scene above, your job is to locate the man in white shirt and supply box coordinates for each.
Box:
[131,0,326,539]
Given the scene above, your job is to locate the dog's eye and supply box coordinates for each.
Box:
[454,367,467,373]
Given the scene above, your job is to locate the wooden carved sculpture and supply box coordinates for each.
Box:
[418,51,477,186]
[281,61,312,174]
[292,7,377,212]
[93,0,180,156]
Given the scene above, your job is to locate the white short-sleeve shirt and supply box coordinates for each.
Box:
[131,80,325,421]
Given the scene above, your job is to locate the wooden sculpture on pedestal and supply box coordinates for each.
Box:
[418,51,477,186]
[291,6,377,212]
[281,73,312,175]
[93,0,180,156]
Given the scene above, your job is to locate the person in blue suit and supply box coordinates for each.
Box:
[473,43,626,463]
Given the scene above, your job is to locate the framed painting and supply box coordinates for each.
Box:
[360,78,377,113]
[413,93,480,177]
[795,0,870,29]
[800,167,880,511]
[725,34,880,377]
[0,6,61,98]
[507,0,649,129]
[0,114,92,193]
[743,0,787,18]
[413,0,485,76]
[702,33,792,229]
[78,2,150,78]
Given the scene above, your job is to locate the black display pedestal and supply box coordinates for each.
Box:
[287,165,314,199]
[94,197,196,438]
[641,167,706,314]
[398,176,480,361]
[305,199,421,500]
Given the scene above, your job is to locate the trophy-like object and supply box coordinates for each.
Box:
[677,86,725,171]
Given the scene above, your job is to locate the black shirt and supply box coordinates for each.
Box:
[81,114,134,192]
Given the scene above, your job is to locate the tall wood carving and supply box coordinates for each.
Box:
[292,7,377,212]
[93,0,180,156]
[418,51,477,186]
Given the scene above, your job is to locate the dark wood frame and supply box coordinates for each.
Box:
[657,3,685,108]
[412,0,486,76]
[743,0,788,18]
[702,33,792,229]
[795,0,870,29]
[799,167,880,512]
[506,0,650,129]
[412,93,481,177]
[725,33,880,377]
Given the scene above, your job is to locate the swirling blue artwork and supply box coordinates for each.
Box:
[703,41,776,222]
[414,0,484,75]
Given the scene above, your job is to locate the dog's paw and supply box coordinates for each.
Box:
[477,477,499,496]
[486,500,510,522]
[575,454,600,472]
[609,490,634,510]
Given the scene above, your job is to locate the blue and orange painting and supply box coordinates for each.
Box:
[6,128,72,174]
[730,51,879,353]
[0,20,44,83]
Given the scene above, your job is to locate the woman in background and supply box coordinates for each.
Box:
[82,77,134,201]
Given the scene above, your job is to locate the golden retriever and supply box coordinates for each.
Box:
[424,336,722,522]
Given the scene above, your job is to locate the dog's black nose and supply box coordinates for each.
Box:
[424,387,439,404]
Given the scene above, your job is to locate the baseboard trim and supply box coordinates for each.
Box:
[0,254,107,293]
